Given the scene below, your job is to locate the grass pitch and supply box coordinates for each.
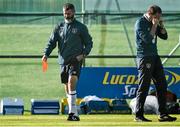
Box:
[0,23,179,110]
[0,114,180,127]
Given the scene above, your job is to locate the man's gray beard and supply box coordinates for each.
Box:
[64,16,74,23]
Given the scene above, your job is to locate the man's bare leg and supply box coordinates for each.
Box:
[67,75,78,116]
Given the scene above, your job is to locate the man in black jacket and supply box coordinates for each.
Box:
[134,5,177,122]
[42,3,93,121]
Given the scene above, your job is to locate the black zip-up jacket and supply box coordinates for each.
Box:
[44,19,93,65]
[135,16,168,57]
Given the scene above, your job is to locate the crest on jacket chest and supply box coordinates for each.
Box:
[72,28,78,34]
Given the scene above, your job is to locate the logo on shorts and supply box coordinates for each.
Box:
[146,63,151,69]
[72,71,77,75]
[72,28,78,34]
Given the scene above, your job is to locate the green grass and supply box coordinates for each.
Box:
[0,58,64,110]
[0,114,180,126]
[0,22,180,110]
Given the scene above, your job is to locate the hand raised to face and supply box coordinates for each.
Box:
[152,18,159,25]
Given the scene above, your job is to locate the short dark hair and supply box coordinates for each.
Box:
[63,3,75,12]
[147,5,162,15]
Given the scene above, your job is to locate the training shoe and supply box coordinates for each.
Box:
[67,113,80,121]
[158,114,177,122]
[134,116,152,122]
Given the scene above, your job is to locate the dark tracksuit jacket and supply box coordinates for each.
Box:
[135,15,168,116]
[44,19,93,65]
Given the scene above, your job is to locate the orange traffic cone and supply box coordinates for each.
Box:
[42,60,48,72]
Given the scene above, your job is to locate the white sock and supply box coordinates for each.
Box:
[67,91,78,116]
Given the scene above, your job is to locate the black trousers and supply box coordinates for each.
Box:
[135,56,167,117]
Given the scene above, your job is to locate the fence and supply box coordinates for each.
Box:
[0,1,180,110]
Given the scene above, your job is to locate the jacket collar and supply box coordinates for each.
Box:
[143,13,151,22]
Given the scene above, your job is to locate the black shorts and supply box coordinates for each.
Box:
[60,59,82,84]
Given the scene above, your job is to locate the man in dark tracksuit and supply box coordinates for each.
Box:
[134,5,177,122]
[42,3,93,121]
